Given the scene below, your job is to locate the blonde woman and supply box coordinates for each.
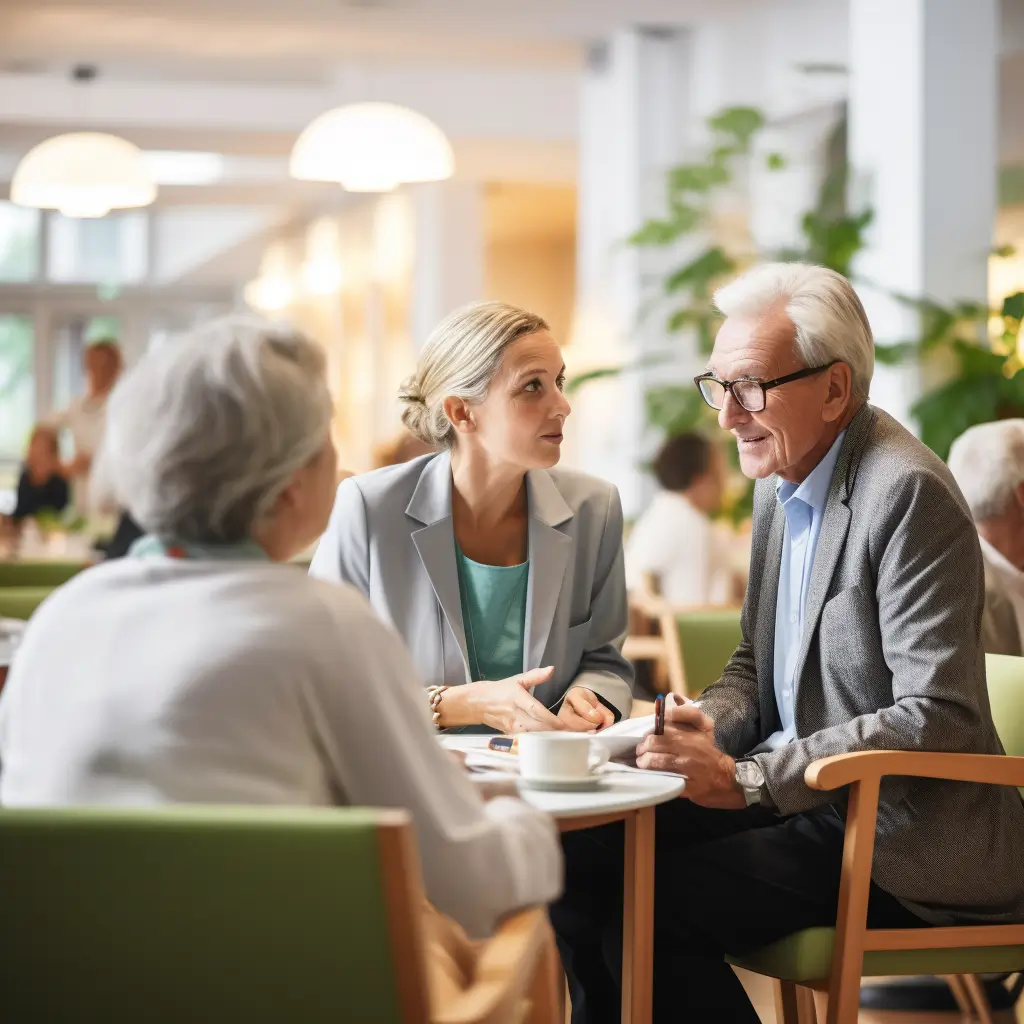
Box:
[311,301,633,732]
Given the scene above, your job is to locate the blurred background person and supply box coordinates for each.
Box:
[625,432,745,606]
[7,425,68,527]
[0,314,561,940]
[948,419,1024,656]
[311,301,633,732]
[48,338,123,517]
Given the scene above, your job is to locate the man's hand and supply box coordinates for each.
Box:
[557,686,616,732]
[635,702,745,809]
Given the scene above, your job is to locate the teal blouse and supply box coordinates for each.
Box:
[455,547,529,682]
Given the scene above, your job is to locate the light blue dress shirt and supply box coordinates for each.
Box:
[760,430,846,751]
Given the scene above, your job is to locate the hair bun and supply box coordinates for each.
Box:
[397,377,426,406]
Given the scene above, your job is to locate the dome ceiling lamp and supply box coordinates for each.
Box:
[290,102,454,193]
[11,132,157,219]
[11,64,157,220]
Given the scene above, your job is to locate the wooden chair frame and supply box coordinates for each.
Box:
[768,751,1024,1024]
[623,585,741,697]
[378,814,560,1024]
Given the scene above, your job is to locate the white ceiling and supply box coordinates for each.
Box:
[0,0,764,81]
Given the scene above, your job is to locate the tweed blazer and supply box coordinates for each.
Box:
[699,404,1024,925]
[309,452,633,720]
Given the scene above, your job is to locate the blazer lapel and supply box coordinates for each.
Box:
[407,453,470,679]
[524,470,574,671]
[790,407,876,689]
[757,498,786,736]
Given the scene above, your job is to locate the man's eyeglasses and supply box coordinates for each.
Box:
[693,361,839,413]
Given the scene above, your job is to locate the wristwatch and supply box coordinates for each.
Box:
[734,759,766,807]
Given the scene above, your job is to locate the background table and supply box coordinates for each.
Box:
[441,735,684,1024]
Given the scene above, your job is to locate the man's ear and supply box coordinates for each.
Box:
[822,362,853,422]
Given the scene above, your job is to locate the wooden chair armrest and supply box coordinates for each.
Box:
[432,907,558,1024]
[805,750,1024,791]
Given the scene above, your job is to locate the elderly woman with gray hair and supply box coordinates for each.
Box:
[0,315,561,939]
[311,300,633,733]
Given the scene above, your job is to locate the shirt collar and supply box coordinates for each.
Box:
[979,536,1024,584]
[776,429,847,511]
[129,535,270,561]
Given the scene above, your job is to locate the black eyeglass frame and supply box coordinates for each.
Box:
[693,360,840,412]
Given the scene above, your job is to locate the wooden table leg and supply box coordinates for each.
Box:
[620,805,656,1024]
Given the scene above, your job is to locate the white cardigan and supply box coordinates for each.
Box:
[0,558,562,937]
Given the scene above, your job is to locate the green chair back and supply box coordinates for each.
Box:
[986,653,1024,759]
[0,560,88,589]
[674,608,743,696]
[0,806,413,1023]
[0,586,53,621]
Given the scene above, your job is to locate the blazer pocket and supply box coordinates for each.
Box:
[561,616,593,681]
[818,585,888,707]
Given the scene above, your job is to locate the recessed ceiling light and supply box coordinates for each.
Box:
[142,151,225,186]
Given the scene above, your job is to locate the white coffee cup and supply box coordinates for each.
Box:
[517,733,610,783]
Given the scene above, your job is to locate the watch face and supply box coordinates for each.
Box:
[736,761,764,789]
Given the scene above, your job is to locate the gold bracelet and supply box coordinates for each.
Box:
[426,685,449,729]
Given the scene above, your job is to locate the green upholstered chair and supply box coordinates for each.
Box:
[672,607,743,697]
[0,586,53,621]
[0,806,560,1024]
[0,560,88,588]
[726,652,1024,1023]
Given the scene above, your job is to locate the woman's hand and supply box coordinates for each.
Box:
[439,666,565,733]
[557,686,615,732]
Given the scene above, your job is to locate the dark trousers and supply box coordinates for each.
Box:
[550,799,926,1024]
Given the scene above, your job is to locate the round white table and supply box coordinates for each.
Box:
[442,735,684,1024]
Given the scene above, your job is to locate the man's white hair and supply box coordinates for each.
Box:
[97,315,332,543]
[714,263,875,402]
[948,419,1024,523]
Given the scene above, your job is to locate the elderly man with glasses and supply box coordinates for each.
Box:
[551,263,1024,1023]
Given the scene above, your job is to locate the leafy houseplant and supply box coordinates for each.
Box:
[874,287,1024,461]
[573,100,1020,510]
[579,106,873,523]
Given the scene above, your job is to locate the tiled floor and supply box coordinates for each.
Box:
[739,970,1024,1023]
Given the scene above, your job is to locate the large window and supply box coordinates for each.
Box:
[0,315,35,504]
[0,203,41,282]
[47,212,149,285]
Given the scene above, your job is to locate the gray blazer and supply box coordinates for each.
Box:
[309,452,633,720]
[699,404,1024,925]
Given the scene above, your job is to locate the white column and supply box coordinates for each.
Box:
[409,181,485,350]
[568,28,694,518]
[849,0,998,427]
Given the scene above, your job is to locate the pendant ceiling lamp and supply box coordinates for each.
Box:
[11,132,157,219]
[290,102,454,193]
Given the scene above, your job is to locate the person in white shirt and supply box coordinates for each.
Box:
[625,432,743,605]
[0,315,561,940]
[48,338,123,516]
[947,419,1024,656]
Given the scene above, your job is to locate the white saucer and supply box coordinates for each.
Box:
[518,774,606,793]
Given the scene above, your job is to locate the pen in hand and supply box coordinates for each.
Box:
[654,694,666,736]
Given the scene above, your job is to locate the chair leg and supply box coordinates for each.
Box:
[943,975,975,1018]
[961,974,995,1024]
[774,979,801,1024]
[824,977,860,1024]
[795,986,818,1024]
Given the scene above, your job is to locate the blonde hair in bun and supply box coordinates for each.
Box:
[399,301,548,449]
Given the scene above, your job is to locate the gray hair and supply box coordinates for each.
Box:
[98,315,332,543]
[714,263,875,402]
[948,419,1024,522]
[399,301,548,449]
